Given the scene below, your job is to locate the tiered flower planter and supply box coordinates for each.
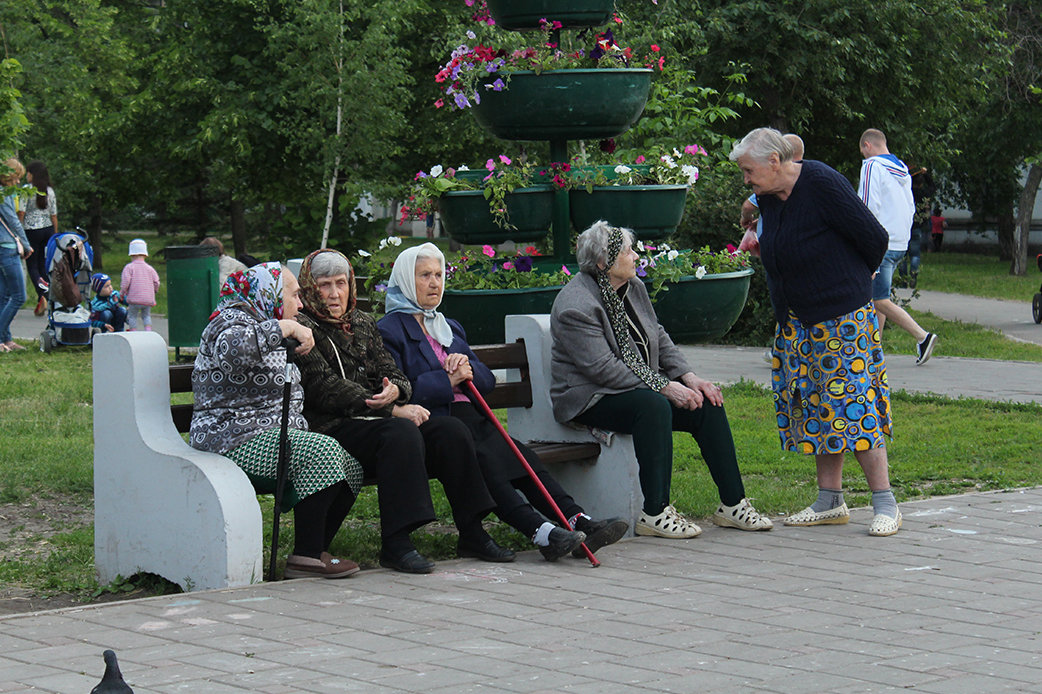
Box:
[438,186,554,244]
[569,184,688,240]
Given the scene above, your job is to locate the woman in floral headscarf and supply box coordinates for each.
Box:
[550,221,772,539]
[294,248,513,574]
[190,262,363,579]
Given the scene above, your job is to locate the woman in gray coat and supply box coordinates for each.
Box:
[550,221,772,538]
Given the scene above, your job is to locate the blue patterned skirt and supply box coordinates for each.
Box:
[771,303,892,455]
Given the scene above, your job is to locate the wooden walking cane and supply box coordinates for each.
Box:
[463,380,600,567]
[269,338,300,581]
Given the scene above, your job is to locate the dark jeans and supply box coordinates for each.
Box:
[95,307,127,332]
[450,402,582,538]
[573,389,746,515]
[26,226,53,296]
[329,416,495,546]
[0,245,26,344]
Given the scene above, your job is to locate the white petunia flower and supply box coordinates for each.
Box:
[661,155,677,169]
[667,249,679,261]
[682,165,699,184]
[388,236,402,246]
[614,164,632,175]
[430,164,444,177]
[695,265,706,279]
[358,249,372,257]
[458,164,470,171]
[636,240,646,252]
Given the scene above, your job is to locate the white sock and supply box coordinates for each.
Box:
[532,522,555,546]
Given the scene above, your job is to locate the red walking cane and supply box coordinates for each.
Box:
[463,380,600,567]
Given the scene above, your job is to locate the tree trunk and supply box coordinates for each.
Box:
[230,198,247,258]
[88,193,104,270]
[1011,162,1041,276]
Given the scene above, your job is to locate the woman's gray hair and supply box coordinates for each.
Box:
[576,220,635,274]
[729,127,794,164]
[308,251,352,279]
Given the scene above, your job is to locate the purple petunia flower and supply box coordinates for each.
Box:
[515,256,533,272]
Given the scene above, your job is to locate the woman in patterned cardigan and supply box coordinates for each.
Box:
[190,262,363,579]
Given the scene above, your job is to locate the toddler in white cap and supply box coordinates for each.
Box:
[120,238,160,330]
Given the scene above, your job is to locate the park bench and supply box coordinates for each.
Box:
[93,315,640,592]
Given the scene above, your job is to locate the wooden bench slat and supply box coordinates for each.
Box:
[472,341,528,370]
[482,382,532,409]
[170,363,194,393]
[529,442,601,466]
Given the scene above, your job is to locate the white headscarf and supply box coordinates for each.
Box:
[385,242,454,347]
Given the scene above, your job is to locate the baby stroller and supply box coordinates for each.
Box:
[39,229,95,352]
[1033,254,1042,325]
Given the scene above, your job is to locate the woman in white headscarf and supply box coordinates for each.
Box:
[378,243,628,562]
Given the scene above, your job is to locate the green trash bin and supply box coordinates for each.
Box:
[166,245,219,350]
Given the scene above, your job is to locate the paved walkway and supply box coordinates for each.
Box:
[3,292,1040,693]
[3,487,1042,693]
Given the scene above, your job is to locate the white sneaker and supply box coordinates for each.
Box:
[635,504,702,538]
[783,503,850,526]
[712,498,773,531]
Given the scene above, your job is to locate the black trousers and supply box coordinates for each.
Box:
[292,481,356,558]
[329,416,495,542]
[451,402,583,538]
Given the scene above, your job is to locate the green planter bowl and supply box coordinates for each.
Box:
[438,185,554,245]
[650,268,754,342]
[486,0,615,29]
[441,285,566,344]
[570,184,688,240]
[472,69,652,141]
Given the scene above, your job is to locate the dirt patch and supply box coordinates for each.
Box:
[0,497,154,617]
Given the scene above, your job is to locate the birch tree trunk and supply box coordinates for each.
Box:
[1011,161,1041,276]
[320,0,346,250]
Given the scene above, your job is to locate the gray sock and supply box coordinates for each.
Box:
[811,488,845,513]
[871,489,898,519]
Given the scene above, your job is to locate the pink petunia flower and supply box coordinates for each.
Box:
[499,154,512,165]
[502,261,515,270]
[486,158,496,171]
[635,155,646,164]
[561,264,571,275]
[482,245,495,257]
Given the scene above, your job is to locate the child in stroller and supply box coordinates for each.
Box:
[39,229,94,352]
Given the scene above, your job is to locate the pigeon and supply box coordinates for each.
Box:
[90,649,133,693]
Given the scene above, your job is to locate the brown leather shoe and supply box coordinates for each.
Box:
[284,553,360,579]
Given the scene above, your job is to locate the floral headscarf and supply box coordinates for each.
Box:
[595,227,669,391]
[384,242,455,347]
[298,248,357,334]
[211,262,285,321]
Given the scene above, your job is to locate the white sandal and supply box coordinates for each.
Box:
[712,498,773,531]
[635,504,702,539]
[868,510,902,537]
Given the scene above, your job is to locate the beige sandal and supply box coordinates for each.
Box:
[713,498,774,531]
[635,504,702,539]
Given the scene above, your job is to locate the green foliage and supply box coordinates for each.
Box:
[915,252,1042,302]
[0,58,29,175]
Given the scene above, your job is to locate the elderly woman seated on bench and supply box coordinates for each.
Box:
[190,262,363,579]
[377,243,629,561]
[550,222,773,539]
[294,249,513,574]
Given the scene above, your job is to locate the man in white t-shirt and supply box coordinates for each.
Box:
[858,128,937,366]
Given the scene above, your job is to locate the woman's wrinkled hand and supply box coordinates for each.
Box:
[681,373,724,407]
[365,377,400,410]
[659,380,703,410]
[737,228,760,257]
[278,320,314,355]
[444,352,473,386]
[392,403,430,426]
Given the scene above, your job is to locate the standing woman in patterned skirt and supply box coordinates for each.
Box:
[731,127,902,536]
[190,262,365,577]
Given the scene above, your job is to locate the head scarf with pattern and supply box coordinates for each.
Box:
[211,262,285,321]
[384,242,454,348]
[297,248,357,334]
[594,227,669,391]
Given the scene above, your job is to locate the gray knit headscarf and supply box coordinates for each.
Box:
[595,227,669,391]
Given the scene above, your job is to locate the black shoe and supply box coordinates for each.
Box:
[571,516,629,557]
[379,549,435,574]
[538,527,586,562]
[458,537,516,563]
[915,332,938,366]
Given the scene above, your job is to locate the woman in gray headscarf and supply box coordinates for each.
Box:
[550,221,772,539]
[379,243,628,562]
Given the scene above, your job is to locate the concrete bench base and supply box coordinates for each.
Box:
[93,332,263,592]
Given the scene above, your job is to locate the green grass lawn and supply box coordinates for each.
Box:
[2,346,1041,602]
[913,251,1041,301]
[879,309,1042,362]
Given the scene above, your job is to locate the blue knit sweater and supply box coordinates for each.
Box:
[757,160,889,326]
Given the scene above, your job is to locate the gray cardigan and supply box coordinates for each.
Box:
[550,272,692,423]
